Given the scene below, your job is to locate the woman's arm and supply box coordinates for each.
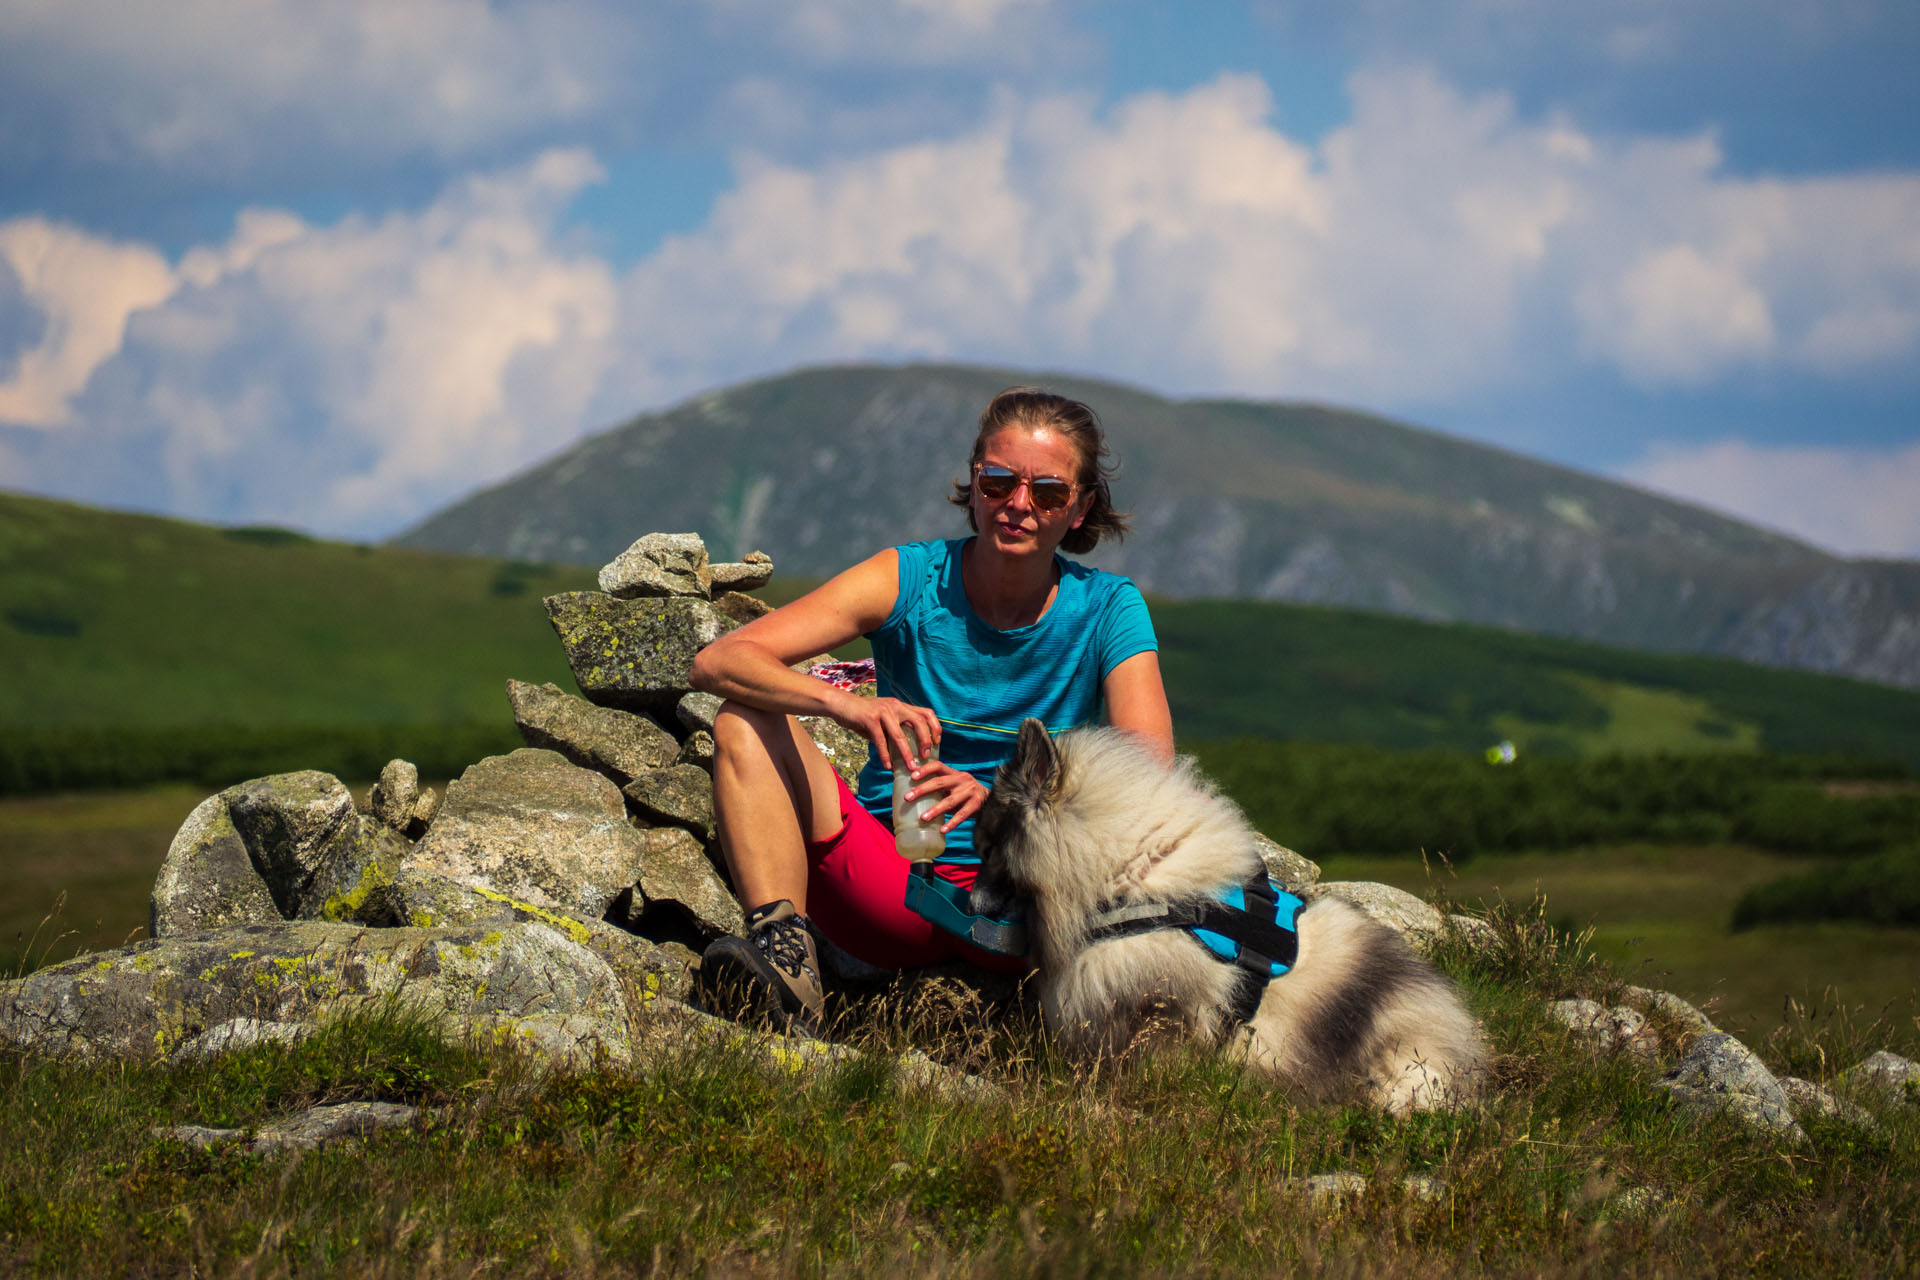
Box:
[688,548,938,769]
[1103,650,1175,763]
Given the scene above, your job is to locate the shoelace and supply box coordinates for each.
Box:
[755,919,812,980]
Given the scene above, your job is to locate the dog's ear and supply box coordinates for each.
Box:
[996,717,1061,808]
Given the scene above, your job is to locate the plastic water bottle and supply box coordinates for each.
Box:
[892,740,946,860]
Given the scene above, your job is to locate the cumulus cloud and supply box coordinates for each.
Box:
[3,150,616,532]
[606,66,1920,409]
[0,219,176,426]
[1619,440,1920,558]
[7,65,1920,541]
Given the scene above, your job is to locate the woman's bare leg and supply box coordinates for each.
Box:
[709,700,848,913]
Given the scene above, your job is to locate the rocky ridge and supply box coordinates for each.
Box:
[4,531,1914,1149]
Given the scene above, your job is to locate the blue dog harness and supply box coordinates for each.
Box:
[1083,869,1305,1028]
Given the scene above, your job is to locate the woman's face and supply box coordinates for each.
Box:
[970,425,1093,558]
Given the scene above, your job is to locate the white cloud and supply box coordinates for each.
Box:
[607,66,1920,409]
[8,66,1920,540]
[0,219,176,426]
[1619,440,1920,558]
[15,149,617,532]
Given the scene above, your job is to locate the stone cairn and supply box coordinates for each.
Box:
[2,531,1913,1159]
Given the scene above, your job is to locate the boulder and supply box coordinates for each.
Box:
[677,690,723,735]
[1778,1076,1882,1130]
[507,678,681,785]
[156,1102,419,1153]
[409,786,441,838]
[0,921,631,1067]
[1252,833,1319,889]
[545,591,736,714]
[1837,1050,1920,1107]
[400,749,649,923]
[711,591,773,624]
[1548,999,1655,1055]
[370,759,420,833]
[597,532,712,599]
[800,714,870,788]
[302,817,410,926]
[622,765,716,842]
[677,730,716,769]
[173,1017,315,1061]
[225,771,362,919]
[621,827,746,945]
[1306,881,1444,945]
[709,550,774,594]
[1620,985,1716,1037]
[150,794,281,938]
[1660,1031,1804,1142]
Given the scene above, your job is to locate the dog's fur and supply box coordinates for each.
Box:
[970,719,1487,1113]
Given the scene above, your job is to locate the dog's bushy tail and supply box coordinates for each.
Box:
[1245,898,1487,1113]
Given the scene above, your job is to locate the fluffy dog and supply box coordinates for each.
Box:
[969,719,1487,1113]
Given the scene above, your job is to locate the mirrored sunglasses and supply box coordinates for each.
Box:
[974,464,1077,512]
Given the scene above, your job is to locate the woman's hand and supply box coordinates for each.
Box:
[900,758,991,834]
[831,692,943,772]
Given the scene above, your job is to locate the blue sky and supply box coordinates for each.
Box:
[2,0,1917,555]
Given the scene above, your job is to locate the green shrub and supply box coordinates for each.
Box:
[1731,846,1920,931]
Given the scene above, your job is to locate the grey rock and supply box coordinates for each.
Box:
[622,765,716,842]
[1401,1174,1448,1203]
[546,591,737,714]
[598,532,713,599]
[677,730,716,769]
[1620,985,1716,1037]
[173,1017,315,1061]
[709,550,774,594]
[149,795,281,939]
[625,827,745,945]
[1549,999,1654,1054]
[301,817,409,925]
[1778,1075,1883,1130]
[1252,833,1319,889]
[225,771,362,919]
[408,786,441,838]
[1837,1050,1920,1107]
[1306,881,1443,943]
[508,678,680,785]
[677,690,723,734]
[1446,913,1496,948]
[1286,1172,1369,1208]
[370,759,420,833]
[156,1102,420,1152]
[400,749,648,924]
[1,921,631,1067]
[711,591,774,625]
[800,714,870,788]
[1660,1031,1804,1141]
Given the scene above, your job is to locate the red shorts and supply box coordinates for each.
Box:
[804,775,1027,974]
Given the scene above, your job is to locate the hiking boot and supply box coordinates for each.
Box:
[696,900,825,1035]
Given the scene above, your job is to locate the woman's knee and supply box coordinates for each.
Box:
[710,699,787,759]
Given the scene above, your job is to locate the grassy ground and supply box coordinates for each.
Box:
[3,909,1916,1277]
[8,786,1917,1064]
[1328,846,1920,1054]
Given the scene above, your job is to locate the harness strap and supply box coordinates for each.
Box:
[1085,868,1301,1028]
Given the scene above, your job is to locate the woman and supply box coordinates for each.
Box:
[688,387,1173,1031]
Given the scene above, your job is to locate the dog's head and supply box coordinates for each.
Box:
[968,717,1061,919]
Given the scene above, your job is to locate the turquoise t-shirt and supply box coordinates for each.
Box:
[854,537,1158,865]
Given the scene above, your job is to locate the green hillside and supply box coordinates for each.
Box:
[0,491,592,729]
[5,489,1920,795]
